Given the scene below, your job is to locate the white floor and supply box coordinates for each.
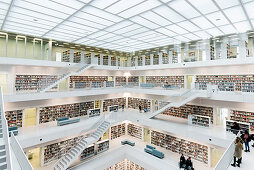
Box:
[227,143,254,170]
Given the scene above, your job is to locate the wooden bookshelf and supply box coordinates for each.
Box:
[103,98,126,112]
[172,51,178,63]
[162,104,214,123]
[226,120,250,134]
[145,55,150,65]
[151,130,208,164]
[39,101,94,124]
[110,123,126,140]
[146,76,184,88]
[5,110,23,127]
[138,56,142,66]
[127,123,143,140]
[97,139,109,154]
[15,75,58,92]
[230,110,254,131]
[106,160,125,170]
[111,56,117,66]
[128,97,151,111]
[42,135,83,165]
[103,55,109,65]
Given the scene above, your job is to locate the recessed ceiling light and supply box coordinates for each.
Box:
[86,47,91,48]
[70,47,75,48]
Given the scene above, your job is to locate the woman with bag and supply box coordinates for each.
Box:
[231,137,243,167]
[243,130,251,152]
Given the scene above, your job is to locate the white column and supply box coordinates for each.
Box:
[81,51,85,63]
[70,49,74,63]
[150,54,153,65]
[205,39,211,61]
[142,55,145,66]
[100,54,103,65]
[168,51,173,63]
[239,33,248,58]
[127,57,131,67]
[108,55,111,66]
[116,56,119,66]
[36,107,40,126]
[48,40,52,61]
[91,52,97,64]
[158,52,163,65]
[135,56,138,66]
[221,38,228,59]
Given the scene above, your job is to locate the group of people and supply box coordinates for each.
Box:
[180,154,194,170]
[139,105,148,113]
[231,122,254,168]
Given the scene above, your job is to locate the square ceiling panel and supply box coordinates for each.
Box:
[1,0,253,52]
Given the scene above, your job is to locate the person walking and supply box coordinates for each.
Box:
[231,137,243,167]
[244,130,251,152]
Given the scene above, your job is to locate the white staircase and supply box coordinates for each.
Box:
[149,89,209,119]
[40,64,92,93]
[53,120,111,170]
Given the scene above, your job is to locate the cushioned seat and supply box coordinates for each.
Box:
[57,117,69,121]
[146,145,156,150]
[121,140,135,146]
[57,118,80,126]
[144,145,164,159]
[140,84,154,88]
[8,126,18,136]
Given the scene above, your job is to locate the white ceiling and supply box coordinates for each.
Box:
[0,0,253,52]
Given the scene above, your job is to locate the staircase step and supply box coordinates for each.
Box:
[0,150,6,156]
[0,155,6,164]
[69,151,75,157]
[59,161,65,168]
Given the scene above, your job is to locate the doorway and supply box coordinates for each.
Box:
[144,128,150,143]
[216,108,230,126]
[187,75,195,89]
[28,147,41,169]
[24,108,37,127]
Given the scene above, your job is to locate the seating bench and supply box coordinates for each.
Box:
[140,84,154,88]
[57,117,69,121]
[121,139,135,146]
[8,126,18,136]
[144,145,164,159]
[57,118,80,126]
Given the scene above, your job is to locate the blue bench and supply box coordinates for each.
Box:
[8,126,18,136]
[140,84,154,88]
[121,140,135,146]
[144,145,164,159]
[146,144,156,150]
[57,118,80,126]
[57,117,69,121]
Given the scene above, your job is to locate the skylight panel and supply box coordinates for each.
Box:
[224,6,246,23]
[177,21,200,32]
[153,6,185,23]
[0,1,9,10]
[141,11,172,26]
[166,25,188,34]
[87,31,108,39]
[130,16,160,29]
[70,16,107,29]
[215,0,239,9]
[75,11,115,26]
[206,11,229,26]
[169,0,200,19]
[122,28,149,37]
[119,0,161,18]
[58,24,91,35]
[173,35,189,42]
[95,33,116,40]
[50,0,85,9]
[105,0,144,14]
[234,21,251,33]
[82,6,122,22]
[14,0,69,19]
[53,28,85,37]
[104,36,124,42]
[4,21,47,33]
[191,17,213,29]
[244,1,254,19]
[218,25,237,34]
[156,28,176,36]
[64,21,98,32]
[189,0,218,14]
[182,33,200,40]
[133,31,155,39]
[105,21,133,32]
[206,27,224,36]
[193,31,211,39]
[90,0,119,9]
[3,25,43,37]
[74,37,92,44]
[114,24,141,34]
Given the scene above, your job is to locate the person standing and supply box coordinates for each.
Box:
[185,157,194,170]
[139,105,142,113]
[232,122,240,135]
[179,154,186,169]
[244,130,251,152]
[122,104,124,112]
[231,137,243,167]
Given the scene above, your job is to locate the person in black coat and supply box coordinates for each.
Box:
[180,154,186,168]
[185,157,194,170]
[232,122,240,135]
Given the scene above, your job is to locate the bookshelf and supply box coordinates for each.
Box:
[210,46,215,60]
[62,50,70,62]
[74,52,81,63]
[188,115,211,128]
[127,123,143,140]
[128,97,151,111]
[138,56,142,66]
[80,144,95,160]
[145,55,150,65]
[42,135,83,165]
[145,76,184,88]
[39,101,94,124]
[151,130,208,164]
[162,53,169,64]
[106,160,125,170]
[226,120,250,134]
[153,54,159,65]
[103,98,126,112]
[230,110,254,131]
[5,110,23,127]
[88,108,100,118]
[110,123,126,140]
[15,75,58,92]
[69,76,108,89]
[108,105,119,112]
[115,76,126,86]
[131,56,135,67]
[85,53,91,64]
[106,159,145,170]
[106,81,114,87]
[195,75,254,92]
[103,55,109,65]
[128,76,139,86]
[162,104,214,123]
[111,56,116,66]
[172,51,178,63]
[97,139,109,154]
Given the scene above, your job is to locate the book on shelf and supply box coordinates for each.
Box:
[230,110,254,131]
[128,97,151,111]
[103,98,126,112]
[111,123,126,140]
[145,76,184,88]
[188,115,211,128]
[88,108,100,118]
[226,120,250,134]
[5,110,23,127]
[127,123,143,140]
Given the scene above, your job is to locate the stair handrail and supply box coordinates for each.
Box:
[38,63,89,92]
[0,87,12,170]
[45,114,106,165]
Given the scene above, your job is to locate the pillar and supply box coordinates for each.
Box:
[81,51,85,63]
[91,52,97,65]
[205,39,211,61]
[100,54,103,65]
[116,56,119,66]
[221,38,228,59]
[168,51,173,63]
[142,55,145,66]
[108,55,111,66]
[127,57,131,67]
[150,54,153,65]
[239,33,248,58]
[158,52,163,65]
[48,40,52,61]
[70,49,74,63]
[135,56,138,66]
